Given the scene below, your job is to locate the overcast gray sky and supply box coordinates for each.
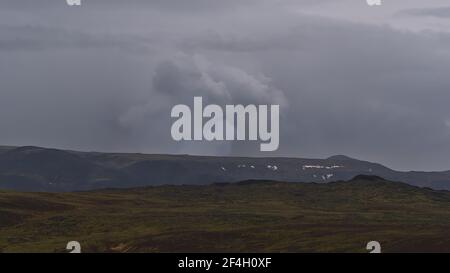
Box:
[2,0,450,171]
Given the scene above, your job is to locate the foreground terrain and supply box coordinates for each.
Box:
[0,175,450,253]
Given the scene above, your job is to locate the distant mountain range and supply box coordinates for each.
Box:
[0,145,450,192]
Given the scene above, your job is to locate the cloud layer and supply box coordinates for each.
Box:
[2,1,450,170]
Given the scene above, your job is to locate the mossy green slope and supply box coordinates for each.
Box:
[0,176,449,253]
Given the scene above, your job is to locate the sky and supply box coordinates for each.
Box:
[2,0,450,171]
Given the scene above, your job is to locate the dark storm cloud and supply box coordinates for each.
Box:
[398,7,450,18]
[0,25,152,52]
[165,15,450,170]
[2,1,450,171]
[0,0,276,11]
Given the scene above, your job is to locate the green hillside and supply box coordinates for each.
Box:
[1,176,450,253]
